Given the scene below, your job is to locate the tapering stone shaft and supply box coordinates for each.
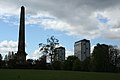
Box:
[18,6,25,53]
[16,6,27,64]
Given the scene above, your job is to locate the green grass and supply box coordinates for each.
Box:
[0,69,120,80]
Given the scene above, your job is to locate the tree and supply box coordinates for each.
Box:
[27,59,34,66]
[4,54,8,67]
[92,43,120,72]
[3,52,17,68]
[81,57,90,71]
[39,36,59,63]
[109,45,120,72]
[63,56,79,70]
[63,60,71,70]
[0,54,3,67]
[92,43,109,72]
[72,58,81,71]
[4,55,8,61]
[52,61,62,70]
[0,54,2,61]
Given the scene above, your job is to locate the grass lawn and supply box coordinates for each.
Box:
[0,69,120,80]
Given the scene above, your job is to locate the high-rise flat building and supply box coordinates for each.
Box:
[74,39,90,61]
[54,47,65,62]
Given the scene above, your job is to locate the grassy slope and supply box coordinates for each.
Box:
[0,69,120,80]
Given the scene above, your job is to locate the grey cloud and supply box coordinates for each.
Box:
[1,0,120,40]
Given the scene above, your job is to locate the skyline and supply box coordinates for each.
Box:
[0,0,120,59]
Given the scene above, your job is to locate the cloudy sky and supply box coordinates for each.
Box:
[0,0,120,59]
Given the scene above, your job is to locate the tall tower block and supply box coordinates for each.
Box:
[16,6,27,64]
[74,39,90,61]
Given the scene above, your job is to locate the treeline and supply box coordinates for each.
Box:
[0,53,47,69]
[0,43,120,72]
[91,44,120,72]
[49,43,120,72]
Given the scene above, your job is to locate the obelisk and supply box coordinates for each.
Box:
[16,6,27,64]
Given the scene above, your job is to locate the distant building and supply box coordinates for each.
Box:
[54,47,65,62]
[74,39,90,61]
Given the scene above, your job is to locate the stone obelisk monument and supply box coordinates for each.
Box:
[16,6,27,64]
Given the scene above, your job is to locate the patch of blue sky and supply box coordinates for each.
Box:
[26,24,74,54]
[0,15,19,25]
[96,14,109,23]
[0,19,18,41]
[91,37,120,46]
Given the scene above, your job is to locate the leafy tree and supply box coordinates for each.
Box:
[39,36,59,63]
[92,43,109,72]
[72,58,81,71]
[39,55,47,69]
[63,56,79,70]
[109,45,120,72]
[92,43,120,72]
[3,52,17,68]
[27,59,34,66]
[0,54,2,61]
[52,61,62,70]
[0,54,2,67]
[4,55,8,61]
[81,57,90,71]
[63,60,71,70]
